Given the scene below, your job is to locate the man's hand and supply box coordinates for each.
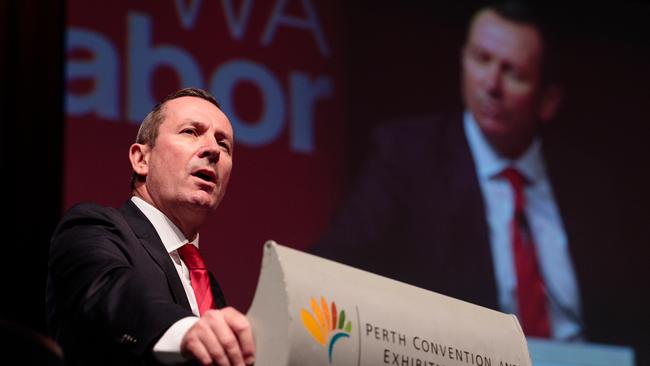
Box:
[181,307,255,366]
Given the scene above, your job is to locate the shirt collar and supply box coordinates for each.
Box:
[130,196,200,253]
[463,110,546,183]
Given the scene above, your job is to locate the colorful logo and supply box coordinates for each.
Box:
[301,296,352,363]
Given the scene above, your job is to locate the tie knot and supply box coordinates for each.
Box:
[177,244,207,269]
[500,167,528,212]
[500,166,528,191]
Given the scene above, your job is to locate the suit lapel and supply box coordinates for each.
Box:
[208,272,227,309]
[119,200,192,311]
[444,114,499,310]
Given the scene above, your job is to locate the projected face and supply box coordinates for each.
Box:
[462,9,558,158]
[131,96,234,236]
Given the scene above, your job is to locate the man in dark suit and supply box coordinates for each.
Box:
[312,2,648,364]
[47,88,255,365]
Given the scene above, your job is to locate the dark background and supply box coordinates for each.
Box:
[1,0,649,360]
[1,0,65,331]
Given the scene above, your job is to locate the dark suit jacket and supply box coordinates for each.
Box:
[46,200,226,366]
[312,113,649,364]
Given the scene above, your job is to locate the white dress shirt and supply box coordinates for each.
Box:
[463,111,584,340]
[131,196,201,363]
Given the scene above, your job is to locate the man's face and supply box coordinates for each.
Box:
[462,10,554,156]
[142,96,234,216]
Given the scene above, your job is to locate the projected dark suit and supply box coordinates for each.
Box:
[46,200,226,366]
[312,113,649,363]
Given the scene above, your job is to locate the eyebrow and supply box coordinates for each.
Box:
[180,119,205,126]
[183,119,233,142]
[192,119,235,145]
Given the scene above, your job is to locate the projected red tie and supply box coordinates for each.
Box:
[177,244,215,316]
[501,167,551,338]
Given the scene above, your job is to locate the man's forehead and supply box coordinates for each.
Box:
[162,97,233,133]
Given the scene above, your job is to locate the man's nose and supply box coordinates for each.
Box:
[198,141,220,163]
[483,63,503,97]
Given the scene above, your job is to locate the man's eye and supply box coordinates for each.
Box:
[473,50,490,64]
[182,129,196,135]
[218,141,231,152]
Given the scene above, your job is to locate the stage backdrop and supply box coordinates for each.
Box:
[64,0,345,309]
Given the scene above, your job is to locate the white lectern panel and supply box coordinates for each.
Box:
[248,241,531,366]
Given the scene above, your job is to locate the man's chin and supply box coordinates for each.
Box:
[185,193,219,211]
[476,113,506,130]
[475,113,511,135]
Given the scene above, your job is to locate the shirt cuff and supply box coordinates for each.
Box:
[152,316,199,364]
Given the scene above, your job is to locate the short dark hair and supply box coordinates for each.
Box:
[490,1,548,26]
[473,1,562,85]
[130,87,221,189]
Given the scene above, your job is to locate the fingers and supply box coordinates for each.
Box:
[181,307,255,366]
[205,310,243,365]
[221,307,256,365]
[181,319,229,366]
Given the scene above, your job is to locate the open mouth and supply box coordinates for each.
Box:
[192,169,216,184]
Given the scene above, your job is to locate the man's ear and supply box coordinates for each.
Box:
[539,84,564,123]
[129,143,150,177]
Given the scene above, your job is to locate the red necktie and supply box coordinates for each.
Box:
[177,244,215,316]
[501,167,551,338]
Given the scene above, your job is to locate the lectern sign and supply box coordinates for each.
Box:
[247,242,531,366]
[300,297,353,363]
